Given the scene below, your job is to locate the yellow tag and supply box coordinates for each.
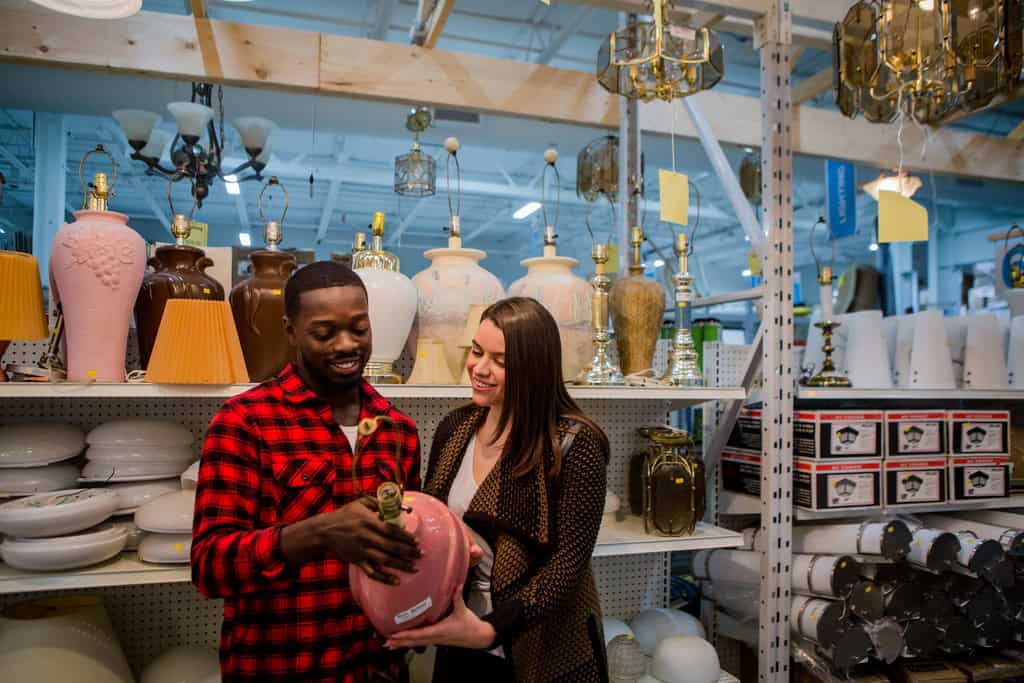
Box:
[202,287,211,294]
[87,369,97,379]
[878,191,928,243]
[865,585,872,593]
[747,251,762,277]
[606,243,619,271]
[185,221,208,247]
[174,543,183,552]
[418,351,426,358]
[271,289,282,295]
[659,169,689,225]
[840,561,847,568]
[674,477,685,484]
[887,526,894,533]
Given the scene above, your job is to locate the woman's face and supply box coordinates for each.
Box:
[467,319,506,409]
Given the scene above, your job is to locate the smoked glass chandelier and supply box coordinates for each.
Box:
[834,0,1023,124]
[597,0,724,102]
[576,135,619,204]
[394,107,437,197]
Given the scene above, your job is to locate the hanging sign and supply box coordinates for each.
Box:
[186,221,208,247]
[659,169,689,225]
[878,192,928,243]
[825,159,856,239]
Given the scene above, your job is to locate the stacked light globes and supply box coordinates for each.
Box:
[603,607,722,683]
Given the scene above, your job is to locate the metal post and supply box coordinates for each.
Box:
[617,11,640,276]
[756,2,793,681]
[31,113,67,286]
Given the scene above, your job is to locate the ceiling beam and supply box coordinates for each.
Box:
[792,67,832,107]
[464,211,507,241]
[535,6,592,65]
[413,0,455,49]
[3,6,1022,182]
[563,0,847,26]
[0,143,29,175]
[316,180,341,243]
[234,185,251,237]
[130,176,172,233]
[390,198,429,244]
[189,0,209,18]
[369,0,397,40]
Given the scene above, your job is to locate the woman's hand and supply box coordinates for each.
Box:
[384,584,496,650]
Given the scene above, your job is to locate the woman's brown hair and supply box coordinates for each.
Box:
[478,297,609,478]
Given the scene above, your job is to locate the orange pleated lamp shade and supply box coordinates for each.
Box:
[0,251,48,341]
[147,299,249,384]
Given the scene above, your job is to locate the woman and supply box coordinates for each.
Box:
[385,297,611,682]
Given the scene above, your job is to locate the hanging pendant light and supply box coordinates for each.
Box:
[597,0,724,102]
[394,107,436,197]
[577,135,619,204]
[27,0,140,18]
[738,148,762,205]
[863,170,923,200]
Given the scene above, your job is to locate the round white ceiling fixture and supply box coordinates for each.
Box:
[27,0,142,19]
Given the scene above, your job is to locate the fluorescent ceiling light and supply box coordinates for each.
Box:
[225,180,241,195]
[863,172,922,201]
[653,258,665,268]
[224,175,238,182]
[238,232,252,247]
[869,242,879,252]
[742,268,752,277]
[513,202,541,220]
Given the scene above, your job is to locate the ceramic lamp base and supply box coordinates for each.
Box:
[363,361,402,385]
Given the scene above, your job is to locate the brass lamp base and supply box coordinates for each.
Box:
[805,372,852,388]
[363,360,402,385]
[807,320,851,388]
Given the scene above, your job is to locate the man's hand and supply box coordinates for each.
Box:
[281,497,421,584]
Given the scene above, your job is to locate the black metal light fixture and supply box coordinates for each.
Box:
[113,82,275,207]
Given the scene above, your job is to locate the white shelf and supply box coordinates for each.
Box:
[0,552,189,595]
[719,491,1024,521]
[594,515,743,557]
[693,286,764,308]
[797,387,1024,402]
[0,381,745,408]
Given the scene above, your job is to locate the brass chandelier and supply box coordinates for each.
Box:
[394,107,436,197]
[834,0,1023,124]
[597,0,724,102]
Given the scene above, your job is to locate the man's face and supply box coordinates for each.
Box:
[285,285,372,390]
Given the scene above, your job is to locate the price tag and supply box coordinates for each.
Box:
[659,169,689,225]
[186,221,208,247]
[878,191,928,242]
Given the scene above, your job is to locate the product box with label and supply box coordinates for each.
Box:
[894,661,967,683]
[726,409,762,453]
[948,411,1010,457]
[795,411,884,459]
[794,458,882,511]
[884,458,947,506]
[948,456,1011,500]
[721,449,761,497]
[884,410,947,458]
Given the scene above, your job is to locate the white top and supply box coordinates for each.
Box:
[447,434,504,657]
[340,425,359,453]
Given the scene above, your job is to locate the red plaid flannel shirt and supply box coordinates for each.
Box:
[191,364,421,683]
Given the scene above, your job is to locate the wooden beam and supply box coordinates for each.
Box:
[1,5,1021,182]
[190,0,209,18]
[564,0,848,25]
[792,67,832,106]
[1008,120,1024,142]
[423,0,455,49]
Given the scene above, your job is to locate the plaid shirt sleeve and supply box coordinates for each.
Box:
[191,401,297,599]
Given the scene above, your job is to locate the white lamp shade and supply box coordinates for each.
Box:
[963,314,1009,389]
[233,117,276,153]
[139,128,173,160]
[863,173,922,201]
[28,0,141,19]
[113,109,161,145]
[840,310,893,389]
[167,102,214,139]
[1009,317,1024,386]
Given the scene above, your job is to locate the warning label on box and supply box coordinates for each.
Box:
[827,473,877,507]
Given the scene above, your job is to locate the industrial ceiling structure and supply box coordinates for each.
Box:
[0,0,1022,300]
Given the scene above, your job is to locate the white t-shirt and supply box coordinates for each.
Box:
[447,434,504,657]
[340,424,359,453]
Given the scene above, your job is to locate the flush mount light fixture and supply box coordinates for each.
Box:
[863,171,923,200]
[27,0,141,18]
[113,83,275,207]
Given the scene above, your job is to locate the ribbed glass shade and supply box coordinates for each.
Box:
[0,251,48,341]
[577,136,618,203]
[28,0,141,19]
[147,299,248,384]
[233,117,276,154]
[139,128,172,160]
[113,109,161,146]
[167,102,214,139]
[394,148,437,197]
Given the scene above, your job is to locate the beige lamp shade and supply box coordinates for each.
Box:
[147,299,249,384]
[408,339,457,385]
[0,251,48,350]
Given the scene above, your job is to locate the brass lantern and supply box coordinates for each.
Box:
[576,135,619,203]
[637,426,705,537]
[739,148,761,204]
[597,0,724,102]
[393,107,436,197]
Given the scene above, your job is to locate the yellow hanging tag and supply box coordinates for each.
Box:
[659,169,689,225]
[878,191,928,243]
[747,251,762,277]
[185,221,208,247]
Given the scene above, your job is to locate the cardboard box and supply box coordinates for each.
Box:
[884,458,947,506]
[795,411,884,459]
[795,663,890,683]
[726,408,762,452]
[948,411,1010,457]
[894,661,968,683]
[949,456,1011,500]
[721,449,761,497]
[885,410,947,458]
[795,458,882,511]
[951,654,1024,681]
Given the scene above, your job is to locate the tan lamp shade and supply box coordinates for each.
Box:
[0,251,48,342]
[408,338,457,385]
[147,299,249,384]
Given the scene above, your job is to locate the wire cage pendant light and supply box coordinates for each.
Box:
[394,107,437,197]
[597,0,724,102]
[834,0,1023,124]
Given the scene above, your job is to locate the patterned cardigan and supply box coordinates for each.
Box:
[424,404,610,682]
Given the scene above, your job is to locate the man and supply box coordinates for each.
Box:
[192,261,422,682]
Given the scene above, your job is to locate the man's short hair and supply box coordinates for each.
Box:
[284,261,367,319]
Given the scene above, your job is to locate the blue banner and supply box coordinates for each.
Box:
[825,159,856,239]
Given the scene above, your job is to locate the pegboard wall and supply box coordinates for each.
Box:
[0,388,673,669]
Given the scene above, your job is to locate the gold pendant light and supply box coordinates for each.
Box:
[597,0,724,102]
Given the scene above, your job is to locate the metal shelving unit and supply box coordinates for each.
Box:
[798,387,1024,402]
[720,491,1024,520]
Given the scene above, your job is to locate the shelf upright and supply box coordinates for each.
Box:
[756,2,795,681]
